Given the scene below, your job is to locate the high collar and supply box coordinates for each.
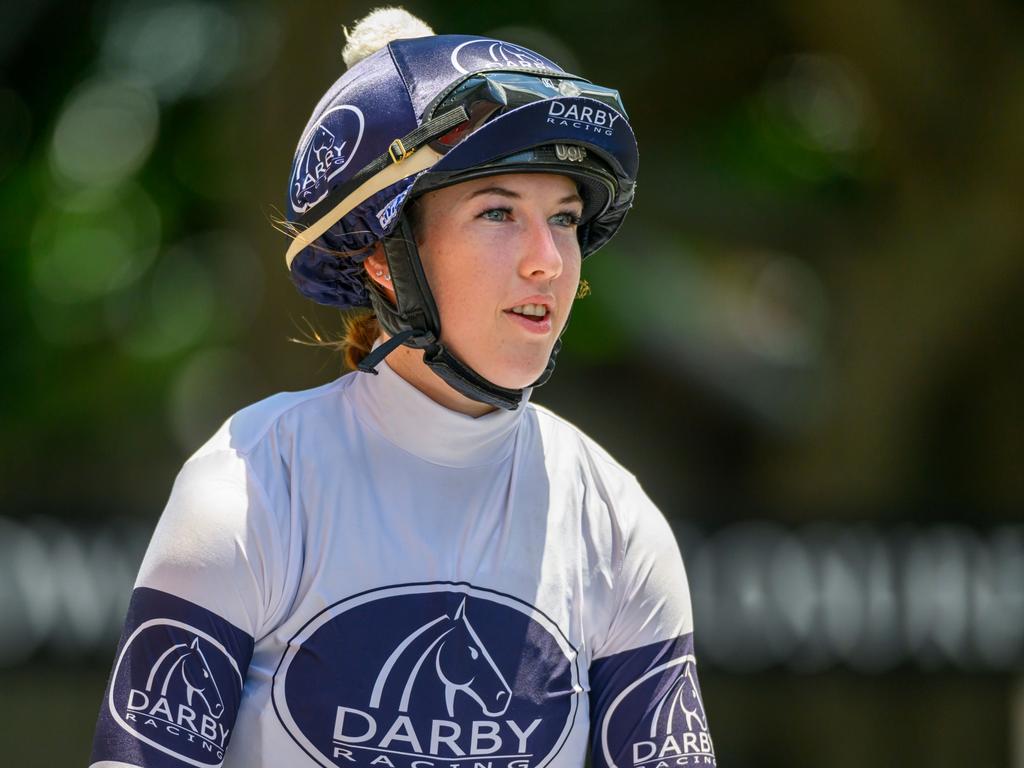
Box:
[347,355,531,468]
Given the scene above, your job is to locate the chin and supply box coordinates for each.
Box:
[474,352,552,390]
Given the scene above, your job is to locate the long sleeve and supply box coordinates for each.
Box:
[89,447,279,768]
[588,478,716,768]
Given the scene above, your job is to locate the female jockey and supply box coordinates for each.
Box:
[90,9,715,768]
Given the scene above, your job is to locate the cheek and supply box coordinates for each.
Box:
[565,246,582,281]
[556,243,582,292]
[419,238,496,328]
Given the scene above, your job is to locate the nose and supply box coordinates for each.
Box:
[518,215,564,281]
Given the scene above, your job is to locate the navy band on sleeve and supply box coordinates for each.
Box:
[589,633,716,768]
[90,587,255,768]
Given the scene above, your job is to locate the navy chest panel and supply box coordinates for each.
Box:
[272,582,582,768]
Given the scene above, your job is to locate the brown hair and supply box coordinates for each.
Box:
[341,310,380,370]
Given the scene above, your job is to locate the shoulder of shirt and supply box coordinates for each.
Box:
[524,401,639,485]
[184,372,356,464]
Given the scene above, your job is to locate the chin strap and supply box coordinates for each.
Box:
[356,329,417,375]
[423,343,527,410]
[363,217,562,411]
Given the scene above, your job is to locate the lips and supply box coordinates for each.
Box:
[504,309,552,334]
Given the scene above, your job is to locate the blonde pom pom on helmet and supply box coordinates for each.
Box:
[341,7,435,69]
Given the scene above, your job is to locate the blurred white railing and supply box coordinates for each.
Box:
[0,517,150,666]
[1,516,1022,672]
[679,520,1024,672]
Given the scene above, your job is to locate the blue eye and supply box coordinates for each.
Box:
[479,207,511,221]
[551,211,582,227]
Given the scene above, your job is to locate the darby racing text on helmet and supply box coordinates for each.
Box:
[283,34,639,409]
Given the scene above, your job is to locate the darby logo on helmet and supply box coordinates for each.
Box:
[290,104,365,214]
[546,101,622,137]
[450,39,560,75]
[273,582,582,768]
[599,656,716,768]
[107,619,244,767]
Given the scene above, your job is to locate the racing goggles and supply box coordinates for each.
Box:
[425,71,629,154]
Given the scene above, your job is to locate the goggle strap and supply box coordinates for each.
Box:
[284,145,438,269]
[285,106,470,270]
[293,105,469,231]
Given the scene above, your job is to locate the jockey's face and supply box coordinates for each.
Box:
[409,172,583,389]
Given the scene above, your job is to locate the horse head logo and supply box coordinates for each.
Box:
[370,597,512,718]
[451,40,556,75]
[145,636,225,719]
[485,42,548,70]
[648,662,707,737]
[309,125,347,175]
[290,105,363,211]
[293,125,346,204]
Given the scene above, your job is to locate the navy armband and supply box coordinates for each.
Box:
[589,633,716,768]
[91,587,255,767]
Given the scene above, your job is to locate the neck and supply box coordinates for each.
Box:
[378,336,497,418]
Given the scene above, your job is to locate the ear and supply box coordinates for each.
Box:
[362,242,396,303]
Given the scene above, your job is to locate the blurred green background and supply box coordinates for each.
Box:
[1,0,1023,765]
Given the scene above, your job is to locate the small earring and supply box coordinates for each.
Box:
[576,279,591,299]
[384,273,392,281]
[374,269,384,277]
